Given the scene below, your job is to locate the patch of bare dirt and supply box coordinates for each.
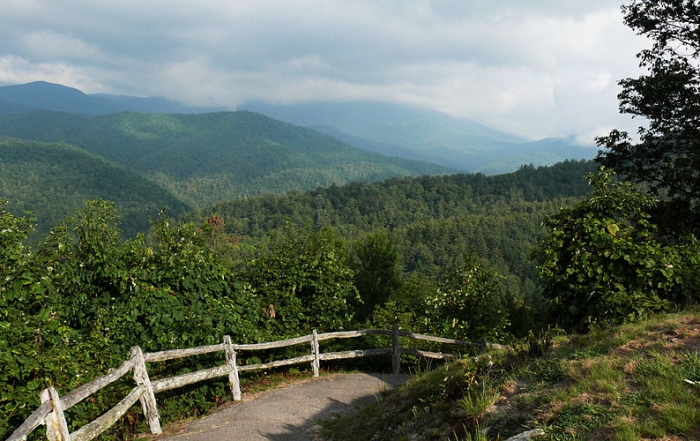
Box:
[615,316,700,357]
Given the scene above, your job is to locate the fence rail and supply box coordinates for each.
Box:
[7,325,500,441]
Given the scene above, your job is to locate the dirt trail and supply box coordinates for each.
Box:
[156,373,410,441]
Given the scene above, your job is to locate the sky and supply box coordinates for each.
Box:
[0,0,649,142]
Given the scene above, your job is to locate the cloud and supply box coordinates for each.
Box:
[0,55,102,91]
[0,0,648,140]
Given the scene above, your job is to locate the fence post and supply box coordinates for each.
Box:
[131,346,162,435]
[311,330,320,377]
[224,335,242,400]
[392,323,401,374]
[41,387,71,441]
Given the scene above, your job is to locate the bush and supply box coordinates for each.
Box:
[534,168,698,330]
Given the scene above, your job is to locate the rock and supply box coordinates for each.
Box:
[504,428,545,441]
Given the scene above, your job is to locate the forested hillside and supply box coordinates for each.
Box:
[0,110,453,208]
[6,1,700,437]
[203,159,596,239]
[0,136,192,238]
[199,160,598,318]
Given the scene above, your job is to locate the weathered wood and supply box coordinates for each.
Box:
[237,354,315,372]
[70,386,144,441]
[61,359,134,411]
[396,331,479,347]
[42,387,71,441]
[144,343,226,362]
[6,400,52,441]
[223,335,241,401]
[151,365,231,393]
[311,330,320,377]
[401,348,458,360]
[316,329,393,341]
[232,334,313,351]
[392,323,401,374]
[319,348,393,361]
[131,347,161,434]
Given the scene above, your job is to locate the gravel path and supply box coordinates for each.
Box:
[156,373,410,441]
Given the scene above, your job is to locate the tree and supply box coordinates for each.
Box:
[36,199,124,331]
[245,226,359,334]
[422,255,510,342]
[0,203,53,434]
[596,0,700,234]
[350,230,403,323]
[534,168,697,330]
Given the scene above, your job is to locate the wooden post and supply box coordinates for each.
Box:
[224,335,242,400]
[131,346,162,434]
[41,387,71,441]
[392,322,401,374]
[311,330,320,377]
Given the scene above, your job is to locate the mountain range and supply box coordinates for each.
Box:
[0,81,222,115]
[0,80,598,237]
[239,101,599,173]
[0,81,598,174]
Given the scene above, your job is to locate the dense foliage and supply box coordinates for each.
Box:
[8,158,696,439]
[597,0,700,235]
[202,160,597,318]
[535,168,700,330]
[0,200,268,437]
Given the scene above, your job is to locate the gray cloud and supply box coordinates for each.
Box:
[0,0,648,140]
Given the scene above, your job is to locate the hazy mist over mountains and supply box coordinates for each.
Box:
[0,81,597,175]
[0,81,223,115]
[240,100,597,173]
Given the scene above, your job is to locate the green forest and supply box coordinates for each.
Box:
[3,156,700,439]
[0,110,455,239]
[0,160,585,436]
[0,136,193,239]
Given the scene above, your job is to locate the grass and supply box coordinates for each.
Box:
[319,307,700,440]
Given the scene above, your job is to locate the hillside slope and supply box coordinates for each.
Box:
[201,159,597,239]
[239,101,598,174]
[0,137,192,238]
[321,308,700,440]
[199,160,597,305]
[0,110,453,208]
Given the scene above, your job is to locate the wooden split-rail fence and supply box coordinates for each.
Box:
[8,325,501,441]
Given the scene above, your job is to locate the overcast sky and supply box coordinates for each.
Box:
[0,0,648,142]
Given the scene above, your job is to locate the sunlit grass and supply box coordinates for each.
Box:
[320,308,700,440]
[457,383,500,419]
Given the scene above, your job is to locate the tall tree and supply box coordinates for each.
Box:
[350,230,403,323]
[596,0,700,234]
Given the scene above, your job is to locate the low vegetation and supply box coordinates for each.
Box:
[321,308,700,440]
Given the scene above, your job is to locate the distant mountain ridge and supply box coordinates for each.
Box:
[239,101,598,174]
[0,110,453,210]
[0,81,222,114]
[0,81,597,175]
